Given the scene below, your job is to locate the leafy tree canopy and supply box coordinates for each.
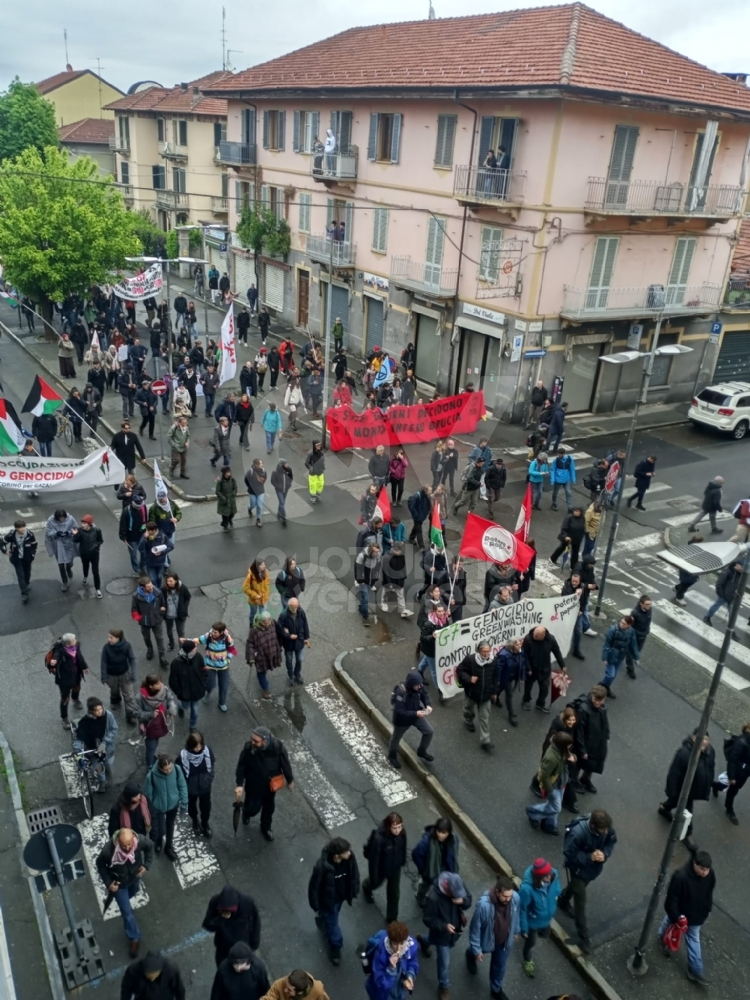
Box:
[129,208,166,258]
[0,78,59,163]
[236,206,290,260]
[0,146,142,303]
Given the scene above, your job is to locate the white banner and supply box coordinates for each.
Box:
[434,593,580,699]
[0,447,125,492]
[112,264,163,302]
[152,458,172,515]
[219,305,237,386]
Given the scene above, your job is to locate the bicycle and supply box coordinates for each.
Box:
[65,721,106,819]
[56,409,74,448]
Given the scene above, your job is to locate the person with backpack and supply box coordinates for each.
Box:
[457,642,498,753]
[362,812,408,923]
[143,753,187,860]
[599,615,640,698]
[549,449,577,512]
[657,850,715,987]
[465,873,519,998]
[519,858,560,978]
[659,729,715,845]
[47,632,89,729]
[526,731,575,835]
[558,809,616,955]
[308,837,360,965]
[388,670,434,770]
[417,872,472,1000]
[484,458,507,520]
[528,452,550,510]
[412,819,459,908]
[627,595,652,679]
[530,705,579,809]
[365,921,419,1000]
[712,724,750,825]
[451,457,485,516]
[688,476,725,535]
[549,506,585,571]
[186,622,236,713]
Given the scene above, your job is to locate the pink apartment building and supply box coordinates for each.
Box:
[204,3,750,418]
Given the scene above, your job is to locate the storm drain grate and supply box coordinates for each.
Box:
[27,806,63,834]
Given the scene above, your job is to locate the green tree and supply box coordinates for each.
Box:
[129,208,165,258]
[0,79,59,163]
[236,205,290,287]
[0,146,142,333]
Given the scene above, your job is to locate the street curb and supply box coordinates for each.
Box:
[0,732,64,1000]
[332,652,625,1000]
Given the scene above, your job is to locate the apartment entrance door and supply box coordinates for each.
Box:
[297,270,309,328]
[564,342,602,412]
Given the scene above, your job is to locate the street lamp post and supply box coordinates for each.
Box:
[592,339,693,617]
[321,234,335,448]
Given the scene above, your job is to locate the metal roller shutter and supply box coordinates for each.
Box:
[207,242,226,272]
[264,263,285,312]
[365,295,384,355]
[714,331,750,383]
[233,252,256,299]
[330,284,349,338]
[415,315,440,385]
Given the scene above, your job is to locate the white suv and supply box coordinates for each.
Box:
[689,381,750,440]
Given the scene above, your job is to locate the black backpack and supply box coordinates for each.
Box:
[724,734,739,761]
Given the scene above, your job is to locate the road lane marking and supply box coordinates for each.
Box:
[614,532,664,553]
[307,679,417,807]
[651,601,750,688]
[79,814,149,919]
[662,511,733,527]
[169,813,220,889]
[282,726,357,831]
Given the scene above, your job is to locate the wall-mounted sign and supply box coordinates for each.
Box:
[511,334,524,363]
[627,323,643,350]
[524,349,546,358]
[528,321,543,333]
[515,319,527,332]
[363,272,389,292]
[463,303,505,325]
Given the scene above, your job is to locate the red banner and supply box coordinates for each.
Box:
[459,512,535,573]
[327,391,486,451]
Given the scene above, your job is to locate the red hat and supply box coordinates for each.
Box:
[81,515,94,525]
[532,858,552,878]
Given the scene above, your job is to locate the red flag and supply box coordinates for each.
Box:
[374,486,391,525]
[514,483,532,542]
[460,512,535,573]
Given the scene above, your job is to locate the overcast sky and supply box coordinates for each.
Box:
[4,0,748,93]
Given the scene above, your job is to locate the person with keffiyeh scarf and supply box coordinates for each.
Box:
[179,731,216,836]
[96,827,153,956]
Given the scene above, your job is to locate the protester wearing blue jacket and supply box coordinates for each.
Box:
[519,858,561,977]
[365,924,419,1000]
[528,452,549,509]
[494,637,526,727]
[549,449,577,512]
[468,437,492,467]
[261,403,283,453]
[600,615,640,697]
[467,874,520,997]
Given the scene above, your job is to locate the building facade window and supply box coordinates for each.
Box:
[293,111,320,153]
[478,225,504,282]
[263,110,286,151]
[372,208,389,254]
[434,114,457,169]
[367,113,402,163]
[152,165,166,190]
[299,192,312,233]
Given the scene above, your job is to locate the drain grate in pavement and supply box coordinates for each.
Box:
[106,577,138,596]
[27,806,63,833]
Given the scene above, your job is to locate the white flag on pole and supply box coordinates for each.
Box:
[219,305,237,386]
[153,458,172,516]
[90,330,100,352]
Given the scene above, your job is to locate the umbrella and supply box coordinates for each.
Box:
[233,801,241,836]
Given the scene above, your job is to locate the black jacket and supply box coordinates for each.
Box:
[237,311,251,333]
[571,693,610,773]
[108,800,150,838]
[119,503,148,543]
[120,957,185,1000]
[531,384,548,407]
[559,512,585,544]
[277,607,310,651]
[235,737,293,797]
[49,641,88,689]
[258,312,270,336]
[368,453,390,480]
[484,463,507,491]
[701,480,723,513]
[0,529,37,565]
[31,414,58,444]
[308,848,360,912]
[96,834,153,891]
[630,603,652,640]
[100,638,136,681]
[202,887,261,959]
[382,548,407,586]
[716,562,744,604]
[423,883,472,948]
[210,944,269,1000]
[407,490,431,523]
[111,431,145,469]
[484,562,517,603]
[391,671,431,727]
[634,458,655,491]
[305,448,325,475]
[275,565,304,600]
[364,821,407,884]
[522,629,565,676]
[727,731,750,782]
[75,525,103,558]
[161,582,191,620]
[168,651,206,703]
[665,737,716,802]
[664,860,716,927]
[563,816,617,883]
[456,653,497,703]
[135,387,157,417]
[244,468,267,496]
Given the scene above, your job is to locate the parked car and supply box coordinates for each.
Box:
[688,382,750,440]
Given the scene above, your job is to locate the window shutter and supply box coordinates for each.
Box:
[499,118,518,164]
[121,162,129,184]
[277,111,286,151]
[434,114,457,168]
[478,116,495,165]
[312,111,320,147]
[390,113,402,163]
[222,173,229,198]
[326,197,334,230]
[667,237,696,303]
[235,180,242,216]
[479,225,503,281]
[179,121,187,145]
[340,111,352,152]
[299,193,309,233]
[263,111,269,149]
[214,122,222,146]
[345,201,354,242]
[434,115,447,167]
[293,111,301,153]
[367,114,379,161]
[375,208,389,253]
[587,237,618,308]
[242,108,255,145]
[261,184,270,211]
[608,126,639,182]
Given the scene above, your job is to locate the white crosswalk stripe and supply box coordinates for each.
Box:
[662,511,734,527]
[79,814,150,919]
[307,679,417,807]
[281,725,357,831]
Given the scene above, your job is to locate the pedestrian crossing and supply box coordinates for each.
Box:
[79,814,150,920]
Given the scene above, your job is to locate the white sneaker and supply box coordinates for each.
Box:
[400,609,414,618]
[584,628,598,637]
[380,604,389,613]
[96,590,103,599]
[674,597,687,607]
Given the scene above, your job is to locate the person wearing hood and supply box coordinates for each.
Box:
[457,642,498,752]
[569,685,609,795]
[703,558,745,627]
[136,674,178,768]
[659,729,716,843]
[713,723,750,825]
[626,594,652,679]
[47,632,88,729]
[308,837,360,965]
[234,727,294,841]
[72,696,118,787]
[120,495,149,577]
[100,629,137,723]
[168,639,206,730]
[658,851,715,988]
[627,454,657,510]
[277,598,310,686]
[45,509,78,591]
[466,873,520,997]
[108,781,152,838]
[688,476,725,535]
[365,921,419,1000]
[528,452,550,509]
[96,827,153,958]
[362,812,407,923]
[323,128,337,173]
[305,441,326,504]
[522,626,566,713]
[211,942,269,1000]
[188,622,236,713]
[246,611,282,698]
[275,556,305,607]
[550,506,585,570]
[264,970,331,1000]
[600,615,640,697]
[418,871,472,1000]
[216,467,238,531]
[526,731,575,834]
[518,859,560,978]
[388,670,434,771]
[546,401,568,453]
[262,403,283,454]
[138,523,173,591]
[120,950,185,1000]
[411,818,460,908]
[179,731,215,836]
[143,753,187,859]
[131,577,168,667]
[203,884,261,968]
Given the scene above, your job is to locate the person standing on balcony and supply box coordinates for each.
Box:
[482,149,497,198]
[496,144,511,199]
[324,129,337,174]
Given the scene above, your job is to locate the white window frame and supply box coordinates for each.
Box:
[299,192,312,234]
[478,225,504,283]
[372,208,389,254]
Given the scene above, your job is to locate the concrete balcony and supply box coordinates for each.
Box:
[160,140,188,161]
[211,196,229,215]
[305,234,356,267]
[561,283,722,322]
[218,140,257,166]
[310,148,358,185]
[453,165,526,213]
[116,183,134,205]
[585,177,744,221]
[154,189,188,212]
[390,256,458,298]
[109,135,130,153]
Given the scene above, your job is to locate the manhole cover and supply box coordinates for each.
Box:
[27,806,63,834]
[667,499,696,511]
[106,577,137,596]
[444,528,461,541]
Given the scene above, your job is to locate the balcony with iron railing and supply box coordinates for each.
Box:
[453,165,527,208]
[211,196,229,215]
[219,140,257,166]
[390,256,458,298]
[115,183,134,204]
[310,147,358,183]
[724,272,750,310]
[585,177,745,219]
[160,140,188,160]
[305,234,356,267]
[109,135,130,153]
[561,283,722,322]
[154,189,189,211]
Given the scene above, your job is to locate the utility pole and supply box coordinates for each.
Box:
[64,28,69,65]
[221,7,227,71]
[321,236,335,447]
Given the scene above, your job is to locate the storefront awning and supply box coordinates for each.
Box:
[455,315,505,340]
[564,331,613,361]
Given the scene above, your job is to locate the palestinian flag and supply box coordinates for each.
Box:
[430,501,444,551]
[21,375,64,417]
[0,398,25,454]
[99,450,110,479]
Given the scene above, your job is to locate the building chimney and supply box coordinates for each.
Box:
[180,82,188,92]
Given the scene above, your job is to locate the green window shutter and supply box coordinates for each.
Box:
[262,111,269,149]
[345,201,354,242]
[425,216,446,286]
[608,125,639,182]
[235,180,242,216]
[478,116,495,165]
[277,111,286,151]
[293,111,301,153]
[479,225,504,282]
[390,113,402,163]
[666,237,696,304]
[340,111,352,152]
[261,184,270,211]
[373,208,389,253]
[434,114,457,168]
[312,112,320,146]
[299,193,310,233]
[367,114,378,161]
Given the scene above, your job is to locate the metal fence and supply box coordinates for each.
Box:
[310,147,358,181]
[453,165,527,203]
[305,235,356,267]
[586,177,744,217]
[390,256,458,297]
[561,283,722,320]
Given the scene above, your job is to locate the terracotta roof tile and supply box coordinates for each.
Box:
[203,3,750,114]
[59,117,115,144]
[105,72,230,116]
[37,69,86,94]
[732,218,750,273]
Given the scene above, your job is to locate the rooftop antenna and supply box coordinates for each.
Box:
[428,1,436,19]
[89,56,105,116]
[64,28,70,66]
[226,49,243,72]
[221,7,227,71]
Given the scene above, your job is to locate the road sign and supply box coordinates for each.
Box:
[24,824,81,872]
[709,322,722,345]
[524,349,547,358]
[34,859,86,893]
[220,243,228,253]
[605,460,621,494]
[151,379,168,396]
[711,322,722,334]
